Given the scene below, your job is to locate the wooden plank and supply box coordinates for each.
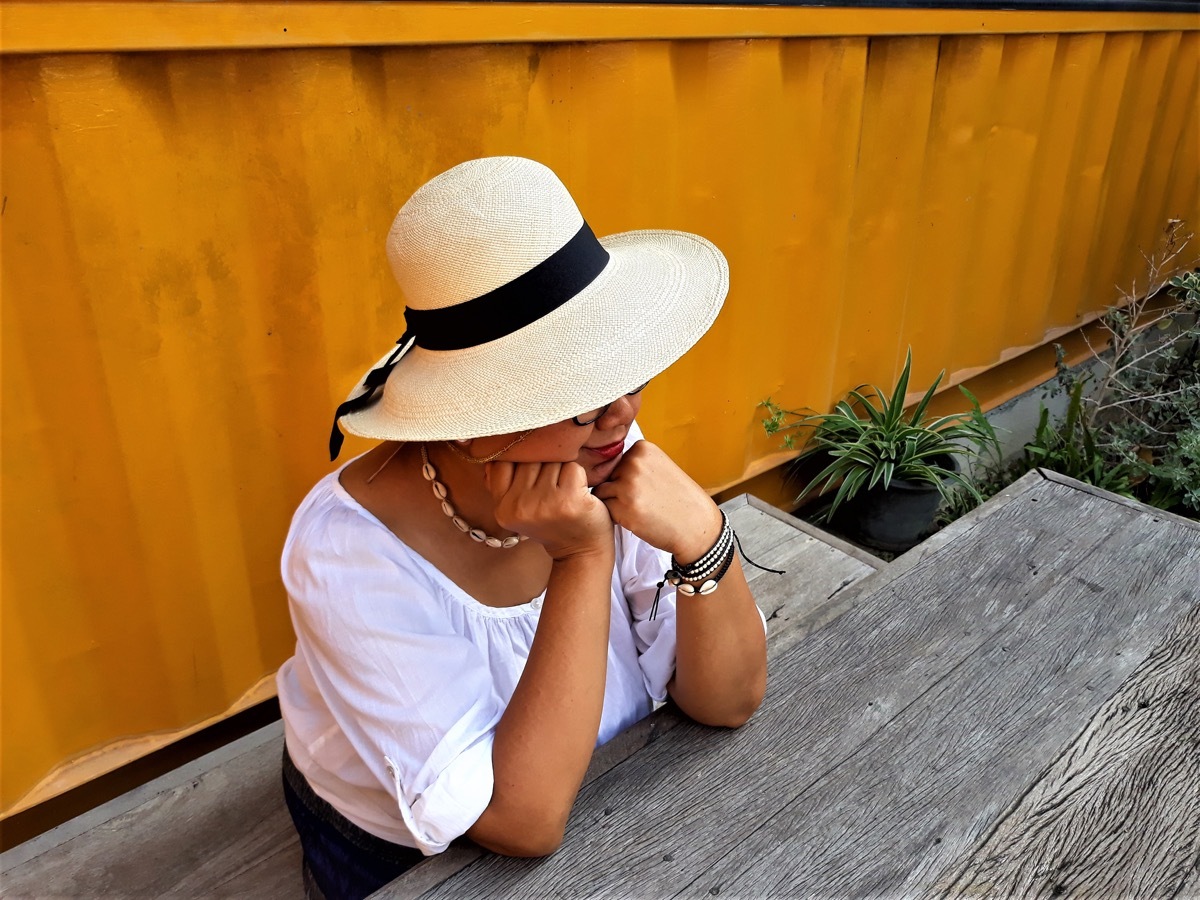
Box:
[719,495,883,648]
[739,494,886,572]
[721,497,818,586]
[756,478,1046,659]
[1179,859,1200,899]
[1,724,300,898]
[721,493,794,556]
[668,512,1199,899]
[759,472,1045,659]
[849,469,1042,586]
[0,722,284,871]
[722,495,881,587]
[411,478,1140,898]
[374,707,692,900]
[928,603,1200,900]
[1038,467,1200,533]
[741,530,880,645]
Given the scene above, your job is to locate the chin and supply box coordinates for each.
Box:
[586,454,622,487]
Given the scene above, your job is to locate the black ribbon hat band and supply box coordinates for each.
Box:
[329,221,610,460]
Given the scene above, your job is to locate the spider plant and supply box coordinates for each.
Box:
[762,349,1000,521]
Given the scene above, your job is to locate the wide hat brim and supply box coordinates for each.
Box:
[339,228,727,442]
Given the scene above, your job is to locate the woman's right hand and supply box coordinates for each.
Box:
[470,459,615,856]
[485,460,613,561]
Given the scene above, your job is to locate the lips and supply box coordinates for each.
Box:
[587,440,625,461]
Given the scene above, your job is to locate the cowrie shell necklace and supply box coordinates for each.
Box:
[420,445,527,548]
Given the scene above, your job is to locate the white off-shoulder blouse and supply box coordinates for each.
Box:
[276,427,679,855]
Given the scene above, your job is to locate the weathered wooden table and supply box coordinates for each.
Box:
[382,471,1200,899]
[5,471,1197,899]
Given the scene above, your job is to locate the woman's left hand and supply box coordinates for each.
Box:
[598,440,767,729]
[591,441,722,563]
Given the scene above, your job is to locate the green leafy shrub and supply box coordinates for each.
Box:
[942,221,1199,521]
[1023,380,1136,496]
[1140,426,1200,512]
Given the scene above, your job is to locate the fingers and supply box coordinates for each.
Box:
[557,462,588,492]
[485,461,514,499]
[591,479,628,530]
[511,460,542,492]
[591,480,618,501]
[493,460,589,496]
[534,462,561,491]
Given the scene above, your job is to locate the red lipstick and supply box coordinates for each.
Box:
[588,440,625,461]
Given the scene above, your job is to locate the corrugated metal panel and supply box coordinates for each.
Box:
[2,11,1197,814]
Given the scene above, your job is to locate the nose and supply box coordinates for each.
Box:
[596,392,642,429]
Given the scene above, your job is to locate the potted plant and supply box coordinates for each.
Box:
[761,349,1000,553]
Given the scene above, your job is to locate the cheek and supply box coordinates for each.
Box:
[516,426,590,463]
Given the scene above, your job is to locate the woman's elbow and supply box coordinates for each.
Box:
[717,699,761,729]
[681,668,767,728]
[467,806,568,858]
[698,695,763,729]
[503,831,564,858]
[472,825,564,858]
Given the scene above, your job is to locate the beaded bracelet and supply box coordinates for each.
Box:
[672,512,733,579]
[674,542,735,596]
[647,509,787,620]
[668,512,734,594]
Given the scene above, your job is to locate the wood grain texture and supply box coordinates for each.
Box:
[1178,858,1200,899]
[721,495,883,652]
[1038,468,1200,533]
[1,727,301,899]
[739,494,886,572]
[416,479,1149,898]
[672,510,1199,899]
[929,603,1200,900]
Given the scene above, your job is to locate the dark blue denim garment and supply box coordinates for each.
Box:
[282,747,424,900]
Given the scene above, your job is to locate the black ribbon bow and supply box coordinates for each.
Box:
[328,333,415,461]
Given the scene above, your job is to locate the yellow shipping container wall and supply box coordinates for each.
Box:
[2,5,1198,816]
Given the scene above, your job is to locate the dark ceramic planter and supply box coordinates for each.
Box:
[829,455,958,553]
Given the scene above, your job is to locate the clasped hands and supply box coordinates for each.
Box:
[484,441,723,564]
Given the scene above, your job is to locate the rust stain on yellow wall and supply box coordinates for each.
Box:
[2,17,1198,814]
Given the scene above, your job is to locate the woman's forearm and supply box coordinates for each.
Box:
[669,555,767,728]
[466,542,614,856]
[591,442,767,729]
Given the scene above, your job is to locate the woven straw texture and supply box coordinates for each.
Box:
[342,157,728,441]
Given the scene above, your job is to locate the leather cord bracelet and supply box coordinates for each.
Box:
[648,511,785,620]
[668,511,734,594]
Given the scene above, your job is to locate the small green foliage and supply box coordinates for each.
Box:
[1138,426,1200,512]
[1022,380,1136,496]
[760,349,1002,521]
[1168,270,1200,310]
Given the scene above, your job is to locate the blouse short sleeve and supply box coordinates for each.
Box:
[615,525,677,702]
[282,501,501,855]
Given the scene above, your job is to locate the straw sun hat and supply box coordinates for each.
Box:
[329,156,728,460]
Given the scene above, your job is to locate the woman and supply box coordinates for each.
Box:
[276,157,767,900]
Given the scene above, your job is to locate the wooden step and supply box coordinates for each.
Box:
[720,493,885,655]
[0,722,299,898]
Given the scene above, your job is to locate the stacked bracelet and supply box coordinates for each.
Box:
[667,511,735,596]
[646,510,787,620]
[649,511,737,619]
